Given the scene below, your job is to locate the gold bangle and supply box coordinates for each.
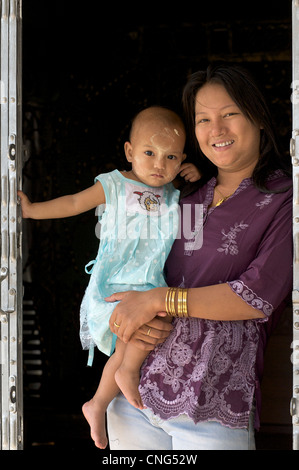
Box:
[165,287,171,315]
[182,288,188,317]
[165,287,177,316]
[169,287,176,316]
[177,288,188,317]
[165,287,189,317]
[177,288,183,317]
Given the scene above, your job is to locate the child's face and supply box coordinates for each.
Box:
[124,120,186,187]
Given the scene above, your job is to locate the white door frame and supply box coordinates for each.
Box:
[0,0,23,450]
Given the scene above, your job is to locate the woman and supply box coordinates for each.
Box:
[105,65,293,450]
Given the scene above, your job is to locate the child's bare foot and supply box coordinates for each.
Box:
[115,366,144,409]
[82,399,108,449]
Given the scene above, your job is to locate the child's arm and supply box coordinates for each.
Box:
[17,181,105,220]
[179,163,202,183]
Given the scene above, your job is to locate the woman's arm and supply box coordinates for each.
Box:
[107,283,264,344]
[187,283,265,321]
[18,181,105,219]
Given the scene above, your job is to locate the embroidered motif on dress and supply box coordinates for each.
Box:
[228,280,273,316]
[256,194,273,209]
[217,222,249,255]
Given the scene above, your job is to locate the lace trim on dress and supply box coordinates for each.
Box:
[228,280,273,317]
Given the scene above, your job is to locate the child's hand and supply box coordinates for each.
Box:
[17,190,32,218]
[179,163,202,183]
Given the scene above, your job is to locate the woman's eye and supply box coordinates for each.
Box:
[196,119,209,125]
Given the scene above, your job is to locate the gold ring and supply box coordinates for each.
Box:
[114,321,121,328]
[146,327,151,336]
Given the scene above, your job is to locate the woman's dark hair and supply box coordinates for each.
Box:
[182,64,291,194]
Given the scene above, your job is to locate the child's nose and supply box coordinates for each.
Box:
[154,158,165,170]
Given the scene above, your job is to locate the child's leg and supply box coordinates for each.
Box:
[115,317,172,410]
[114,343,148,410]
[82,338,125,449]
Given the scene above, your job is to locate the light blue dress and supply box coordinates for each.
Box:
[79,170,180,361]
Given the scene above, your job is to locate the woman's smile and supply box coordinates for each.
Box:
[212,139,235,150]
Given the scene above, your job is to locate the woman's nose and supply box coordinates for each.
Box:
[210,119,225,137]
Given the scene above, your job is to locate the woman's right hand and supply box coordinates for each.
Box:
[107,288,168,344]
[129,316,173,351]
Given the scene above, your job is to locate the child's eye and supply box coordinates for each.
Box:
[145,150,154,156]
[167,155,177,160]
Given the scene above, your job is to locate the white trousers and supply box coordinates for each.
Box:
[107,393,256,450]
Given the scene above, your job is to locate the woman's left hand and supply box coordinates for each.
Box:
[106,288,166,344]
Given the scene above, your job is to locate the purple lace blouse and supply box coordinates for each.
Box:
[139,170,292,430]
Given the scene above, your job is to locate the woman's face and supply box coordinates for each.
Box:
[194,83,261,176]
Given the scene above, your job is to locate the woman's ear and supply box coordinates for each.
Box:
[124,141,133,162]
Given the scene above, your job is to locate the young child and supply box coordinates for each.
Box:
[18,106,201,449]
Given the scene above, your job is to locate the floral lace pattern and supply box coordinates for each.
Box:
[140,317,260,429]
